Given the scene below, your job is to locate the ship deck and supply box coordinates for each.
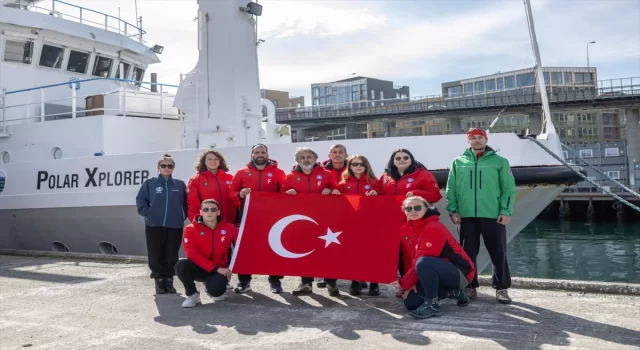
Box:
[1,254,640,349]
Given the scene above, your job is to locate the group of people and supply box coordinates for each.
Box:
[135,128,517,319]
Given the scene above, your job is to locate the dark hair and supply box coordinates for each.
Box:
[201,198,219,208]
[251,143,268,153]
[385,149,420,180]
[343,154,377,182]
[195,150,229,172]
[158,153,175,165]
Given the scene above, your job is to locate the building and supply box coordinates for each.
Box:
[311,76,410,107]
[260,89,304,109]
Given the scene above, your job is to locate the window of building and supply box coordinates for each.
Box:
[380,91,384,100]
[474,81,485,93]
[564,72,573,84]
[579,149,593,158]
[319,97,325,105]
[504,76,515,89]
[115,61,131,79]
[464,83,473,94]
[516,73,535,87]
[604,147,619,157]
[606,171,620,180]
[603,127,619,139]
[496,78,504,90]
[551,72,563,85]
[313,98,318,106]
[370,89,375,99]
[575,73,593,84]
[485,79,495,91]
[352,91,359,101]
[563,150,569,159]
[313,87,319,97]
[132,67,145,86]
[92,56,113,77]
[324,87,330,95]
[447,86,462,97]
[39,44,64,69]
[67,50,90,73]
[3,39,34,64]
[543,72,550,85]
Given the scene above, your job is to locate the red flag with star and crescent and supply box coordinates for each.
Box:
[229,192,406,283]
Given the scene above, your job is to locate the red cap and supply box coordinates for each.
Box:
[467,128,487,140]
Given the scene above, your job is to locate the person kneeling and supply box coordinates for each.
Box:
[392,196,476,319]
[175,199,238,308]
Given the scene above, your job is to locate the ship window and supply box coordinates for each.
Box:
[0,151,9,163]
[3,39,33,64]
[115,61,131,79]
[92,56,113,77]
[0,170,5,194]
[52,147,63,159]
[131,67,145,86]
[39,44,64,69]
[67,50,90,74]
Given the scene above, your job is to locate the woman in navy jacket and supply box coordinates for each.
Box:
[136,154,188,295]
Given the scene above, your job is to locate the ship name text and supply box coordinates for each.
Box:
[37,168,150,190]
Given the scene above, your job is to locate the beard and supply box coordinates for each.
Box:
[253,157,267,165]
[301,163,314,170]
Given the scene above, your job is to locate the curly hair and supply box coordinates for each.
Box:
[194,150,229,172]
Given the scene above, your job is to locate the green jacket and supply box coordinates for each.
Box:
[445,146,516,219]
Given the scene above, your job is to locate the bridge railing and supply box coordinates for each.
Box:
[277,77,640,122]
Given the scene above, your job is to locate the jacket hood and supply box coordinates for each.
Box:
[322,159,347,170]
[463,146,497,159]
[408,208,441,229]
[385,163,421,181]
[199,169,228,178]
[194,215,225,226]
[292,163,322,174]
[248,158,280,169]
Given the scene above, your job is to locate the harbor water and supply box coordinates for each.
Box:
[494,220,640,284]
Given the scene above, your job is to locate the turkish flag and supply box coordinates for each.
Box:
[230,192,405,283]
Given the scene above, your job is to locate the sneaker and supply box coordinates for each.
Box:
[367,283,380,296]
[292,283,313,296]
[270,282,283,294]
[349,281,362,296]
[466,287,477,300]
[447,288,470,307]
[182,292,201,308]
[207,292,227,301]
[164,277,177,294]
[327,282,340,296]
[316,279,327,288]
[155,278,167,294]
[409,298,442,319]
[496,289,512,304]
[233,282,251,294]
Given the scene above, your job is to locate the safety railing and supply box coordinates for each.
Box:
[26,0,146,43]
[0,78,180,131]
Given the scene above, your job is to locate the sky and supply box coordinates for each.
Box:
[79,0,640,105]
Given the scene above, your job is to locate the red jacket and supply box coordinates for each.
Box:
[282,164,338,194]
[322,159,346,183]
[337,174,380,195]
[187,170,235,223]
[398,212,475,290]
[182,217,239,272]
[229,160,286,199]
[380,167,442,203]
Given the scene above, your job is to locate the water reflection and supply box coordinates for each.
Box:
[486,220,640,283]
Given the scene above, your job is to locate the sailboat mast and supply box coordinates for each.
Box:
[523,0,556,135]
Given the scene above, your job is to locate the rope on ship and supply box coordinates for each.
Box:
[527,136,640,213]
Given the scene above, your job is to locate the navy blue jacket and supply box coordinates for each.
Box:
[136,175,188,229]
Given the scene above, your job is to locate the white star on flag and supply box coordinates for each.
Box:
[318,228,342,248]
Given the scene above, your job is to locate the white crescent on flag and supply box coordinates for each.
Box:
[268,215,317,259]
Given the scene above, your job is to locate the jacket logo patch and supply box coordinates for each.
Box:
[316,181,321,187]
[316,175,322,180]
[406,183,412,188]
[204,182,208,186]
[347,185,352,190]
[226,181,232,184]
[404,236,409,240]
[297,177,301,181]
[364,184,371,190]
[267,179,272,183]
[221,237,226,242]
[155,187,163,193]
[426,242,432,247]
[248,173,253,177]
[221,230,227,235]
[408,178,414,183]
[184,238,188,243]
[200,231,205,236]
[267,173,273,177]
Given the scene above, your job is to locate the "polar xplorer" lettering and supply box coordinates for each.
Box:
[36,168,150,190]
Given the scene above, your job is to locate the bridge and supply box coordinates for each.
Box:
[276,77,640,127]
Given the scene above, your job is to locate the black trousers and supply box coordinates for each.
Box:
[459,218,512,290]
[145,225,183,279]
[238,274,283,284]
[175,259,228,297]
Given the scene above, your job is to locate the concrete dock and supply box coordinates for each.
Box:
[1,255,640,350]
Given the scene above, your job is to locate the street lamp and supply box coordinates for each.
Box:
[587,41,596,70]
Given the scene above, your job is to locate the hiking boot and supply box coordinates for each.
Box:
[360,282,368,289]
[409,298,442,319]
[182,292,201,308]
[155,278,167,294]
[496,289,512,304]
[164,277,177,294]
[447,288,470,307]
[316,279,327,288]
[233,282,251,294]
[270,282,283,294]
[292,283,313,296]
[367,283,380,296]
[466,287,477,300]
[349,281,362,296]
[327,282,340,296]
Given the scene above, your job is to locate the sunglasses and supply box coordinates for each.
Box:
[350,162,365,167]
[404,205,423,212]
[395,156,410,161]
[201,207,218,213]
[159,164,174,169]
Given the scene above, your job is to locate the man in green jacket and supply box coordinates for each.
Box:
[445,128,516,304]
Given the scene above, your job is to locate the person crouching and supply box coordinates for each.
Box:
[392,196,475,319]
[175,199,238,308]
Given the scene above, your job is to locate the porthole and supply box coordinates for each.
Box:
[52,147,63,159]
[0,170,5,194]
[0,151,9,164]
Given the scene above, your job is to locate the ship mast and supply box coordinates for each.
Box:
[523,0,556,135]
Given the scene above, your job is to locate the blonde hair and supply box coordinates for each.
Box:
[402,196,433,209]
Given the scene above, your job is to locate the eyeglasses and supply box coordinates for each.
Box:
[404,205,423,212]
[395,156,410,161]
[159,164,174,169]
[201,207,218,213]
[350,162,365,167]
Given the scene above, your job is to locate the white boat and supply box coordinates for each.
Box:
[0,0,582,272]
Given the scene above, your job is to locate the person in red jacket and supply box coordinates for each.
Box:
[175,199,239,308]
[391,196,475,319]
[328,154,381,296]
[283,146,340,296]
[379,149,442,203]
[228,143,287,294]
[187,150,236,224]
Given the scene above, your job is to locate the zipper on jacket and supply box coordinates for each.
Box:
[258,170,263,191]
[356,180,360,194]
[163,181,168,226]
[474,162,478,217]
[210,227,215,261]
[213,175,224,218]
[469,170,473,189]
[307,174,311,193]
[479,170,482,190]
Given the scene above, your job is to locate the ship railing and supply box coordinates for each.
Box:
[0,78,180,131]
[26,0,146,43]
